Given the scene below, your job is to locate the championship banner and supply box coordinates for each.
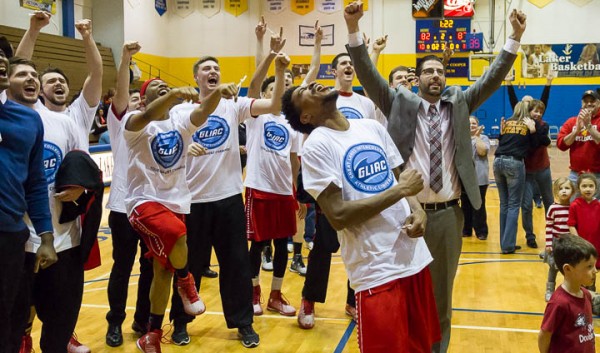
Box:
[199,0,221,18]
[291,0,314,15]
[522,43,600,78]
[343,0,368,11]
[224,0,248,16]
[174,0,194,18]
[20,0,56,14]
[317,0,341,13]
[264,0,288,14]
[444,0,474,17]
[155,0,167,16]
[412,0,443,18]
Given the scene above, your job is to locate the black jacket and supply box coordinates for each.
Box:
[55,150,104,263]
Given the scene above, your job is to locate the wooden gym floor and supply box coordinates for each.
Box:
[28,146,600,352]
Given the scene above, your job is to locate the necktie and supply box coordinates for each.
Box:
[429,105,443,193]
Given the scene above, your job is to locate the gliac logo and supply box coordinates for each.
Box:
[43,141,62,184]
[151,130,183,169]
[193,115,230,149]
[339,106,364,119]
[344,143,393,193]
[263,121,289,151]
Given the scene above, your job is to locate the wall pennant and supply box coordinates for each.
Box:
[291,0,314,15]
[155,0,168,16]
[264,0,288,14]
[198,0,221,18]
[317,0,341,14]
[225,0,248,16]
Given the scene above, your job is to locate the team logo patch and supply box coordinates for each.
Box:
[263,121,289,151]
[193,115,230,149]
[339,106,364,119]
[151,130,183,169]
[43,141,62,183]
[343,143,393,193]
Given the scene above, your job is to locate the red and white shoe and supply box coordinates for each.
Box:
[136,329,162,353]
[176,273,205,316]
[267,290,296,316]
[297,298,315,329]
[67,333,91,353]
[253,285,263,316]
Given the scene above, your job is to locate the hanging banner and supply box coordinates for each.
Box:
[528,0,554,8]
[412,0,443,18]
[342,0,368,11]
[155,0,167,16]
[199,0,221,17]
[224,0,248,16]
[522,43,600,78]
[174,0,194,18]
[291,0,314,15]
[317,0,341,13]
[444,0,474,17]
[264,0,288,14]
[20,0,57,14]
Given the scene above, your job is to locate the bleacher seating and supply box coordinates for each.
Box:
[0,24,116,101]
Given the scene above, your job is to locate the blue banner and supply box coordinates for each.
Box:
[155,0,167,16]
[522,43,600,78]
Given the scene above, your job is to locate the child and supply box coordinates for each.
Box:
[568,173,600,290]
[543,178,575,301]
[538,233,597,353]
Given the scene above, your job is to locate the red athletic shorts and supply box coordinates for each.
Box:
[355,267,441,353]
[128,201,186,270]
[245,187,297,242]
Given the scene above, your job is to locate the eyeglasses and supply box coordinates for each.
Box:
[421,68,445,77]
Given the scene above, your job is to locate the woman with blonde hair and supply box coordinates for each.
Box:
[493,101,544,254]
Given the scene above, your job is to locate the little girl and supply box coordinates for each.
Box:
[568,173,600,290]
[543,177,574,301]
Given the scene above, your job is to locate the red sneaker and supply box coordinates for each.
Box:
[176,273,205,316]
[19,334,32,353]
[297,298,315,329]
[67,333,91,353]
[253,285,263,316]
[267,290,296,316]
[136,329,162,353]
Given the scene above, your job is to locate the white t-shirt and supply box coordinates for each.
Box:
[244,113,301,195]
[178,97,254,203]
[124,110,198,215]
[105,106,138,213]
[301,119,433,292]
[336,91,387,127]
[25,109,82,253]
[36,95,98,151]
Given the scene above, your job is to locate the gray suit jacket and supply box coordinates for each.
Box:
[347,43,517,209]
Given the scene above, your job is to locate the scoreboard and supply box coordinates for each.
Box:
[416,19,471,53]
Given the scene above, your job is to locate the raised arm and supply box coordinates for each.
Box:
[370,34,387,67]
[463,9,526,113]
[125,87,198,132]
[343,2,395,117]
[540,70,555,107]
[255,16,267,68]
[190,83,237,127]
[301,21,322,86]
[75,19,103,108]
[250,52,290,116]
[15,11,51,59]
[505,71,518,109]
[317,168,424,231]
[113,41,141,114]
[248,27,286,98]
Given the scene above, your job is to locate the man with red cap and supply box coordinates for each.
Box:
[124,76,238,353]
[557,89,600,195]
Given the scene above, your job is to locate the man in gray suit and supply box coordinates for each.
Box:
[343,2,527,352]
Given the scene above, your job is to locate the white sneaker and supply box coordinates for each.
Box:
[287,243,293,253]
[306,241,314,251]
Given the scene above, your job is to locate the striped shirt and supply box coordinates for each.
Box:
[545,203,570,249]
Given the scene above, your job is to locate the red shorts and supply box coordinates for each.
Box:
[128,201,186,270]
[245,188,297,242]
[355,267,441,353]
